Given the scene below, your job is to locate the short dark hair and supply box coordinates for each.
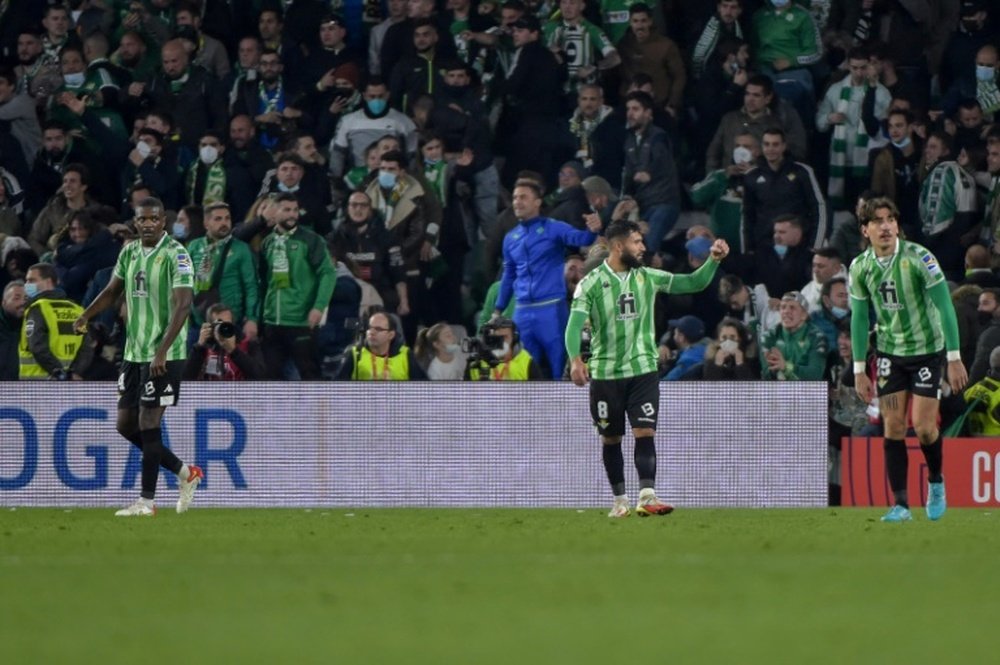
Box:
[42,119,69,134]
[926,130,952,154]
[64,163,90,185]
[276,152,306,169]
[513,180,542,200]
[606,219,641,242]
[813,247,842,262]
[624,90,654,112]
[846,46,869,62]
[27,262,57,284]
[762,127,786,142]
[204,202,231,216]
[888,108,914,124]
[206,302,233,319]
[772,213,801,228]
[273,192,298,205]
[412,17,438,31]
[363,75,388,91]
[821,276,847,298]
[746,74,774,97]
[628,3,652,17]
[379,149,406,168]
[136,196,165,212]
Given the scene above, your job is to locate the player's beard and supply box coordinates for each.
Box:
[621,251,643,270]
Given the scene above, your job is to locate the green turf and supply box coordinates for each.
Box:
[2,508,998,664]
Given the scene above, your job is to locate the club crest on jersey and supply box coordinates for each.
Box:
[177,253,193,275]
[921,253,941,276]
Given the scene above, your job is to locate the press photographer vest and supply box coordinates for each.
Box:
[965,376,1000,436]
[352,345,411,380]
[18,298,84,379]
[468,350,532,381]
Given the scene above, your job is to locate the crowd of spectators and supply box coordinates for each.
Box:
[2,1,1000,449]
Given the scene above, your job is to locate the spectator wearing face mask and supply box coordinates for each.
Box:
[690,130,760,253]
[415,321,467,380]
[464,317,544,381]
[809,276,850,351]
[701,317,759,381]
[182,130,254,223]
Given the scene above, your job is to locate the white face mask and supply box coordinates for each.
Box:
[199,145,219,164]
[445,343,461,354]
[63,72,85,87]
[732,146,753,165]
[491,341,512,360]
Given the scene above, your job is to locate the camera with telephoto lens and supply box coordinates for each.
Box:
[462,321,509,370]
[208,320,237,348]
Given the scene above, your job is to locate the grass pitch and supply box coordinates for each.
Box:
[2,507,998,664]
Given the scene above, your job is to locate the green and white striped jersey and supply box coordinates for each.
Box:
[113,233,194,362]
[571,261,675,380]
[848,239,945,357]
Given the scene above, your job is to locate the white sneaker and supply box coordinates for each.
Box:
[608,496,631,518]
[176,465,204,514]
[115,498,156,517]
[635,488,674,517]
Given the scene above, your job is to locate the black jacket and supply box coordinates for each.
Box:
[623,123,679,209]
[502,41,564,121]
[22,288,95,378]
[742,157,826,252]
[141,66,227,147]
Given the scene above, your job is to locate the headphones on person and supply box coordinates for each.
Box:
[486,316,519,347]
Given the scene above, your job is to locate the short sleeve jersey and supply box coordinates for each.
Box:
[571,261,676,380]
[113,233,195,362]
[848,238,945,357]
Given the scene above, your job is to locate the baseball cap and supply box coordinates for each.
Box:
[668,315,705,341]
[781,291,809,311]
[685,236,713,261]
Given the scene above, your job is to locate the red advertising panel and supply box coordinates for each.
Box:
[843,437,1000,507]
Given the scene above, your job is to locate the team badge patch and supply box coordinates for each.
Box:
[921,253,941,276]
[177,253,193,275]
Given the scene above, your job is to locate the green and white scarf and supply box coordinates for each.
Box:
[169,69,190,94]
[187,160,226,206]
[369,180,407,229]
[269,232,291,289]
[423,161,447,206]
[919,161,976,238]
[977,77,1000,118]
[828,83,870,207]
[568,105,613,168]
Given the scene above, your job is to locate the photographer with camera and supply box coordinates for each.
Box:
[338,309,426,380]
[464,317,544,381]
[184,302,265,380]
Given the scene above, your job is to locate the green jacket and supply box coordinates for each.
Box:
[760,321,828,381]
[260,225,336,327]
[689,169,745,252]
[187,235,260,325]
[751,5,822,69]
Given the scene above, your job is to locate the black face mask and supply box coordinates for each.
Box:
[978,311,993,326]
